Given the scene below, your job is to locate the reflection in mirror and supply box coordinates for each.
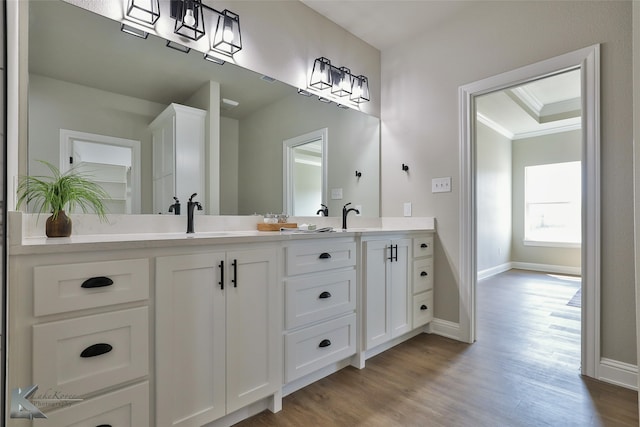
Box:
[27,0,380,217]
[284,129,327,216]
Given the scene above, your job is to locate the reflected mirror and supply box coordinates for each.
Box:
[27,0,380,217]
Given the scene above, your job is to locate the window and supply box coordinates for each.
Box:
[524,161,581,246]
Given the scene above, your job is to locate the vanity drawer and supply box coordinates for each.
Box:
[413,290,434,328]
[284,313,356,382]
[33,307,148,396]
[285,269,356,329]
[34,258,149,316]
[413,258,433,294]
[33,381,149,427]
[413,235,434,258]
[285,240,356,276]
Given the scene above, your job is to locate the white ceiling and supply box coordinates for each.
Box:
[302,0,582,138]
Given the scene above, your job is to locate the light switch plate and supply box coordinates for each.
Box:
[432,177,452,193]
[331,188,343,200]
[403,202,412,217]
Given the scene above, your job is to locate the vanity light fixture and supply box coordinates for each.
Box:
[350,75,370,103]
[171,0,205,41]
[120,23,149,39]
[125,0,160,25]
[308,57,370,104]
[204,53,225,65]
[211,10,242,55]
[166,40,191,53]
[310,57,333,90]
[331,66,353,96]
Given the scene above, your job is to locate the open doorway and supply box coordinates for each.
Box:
[459,45,600,378]
[474,69,583,371]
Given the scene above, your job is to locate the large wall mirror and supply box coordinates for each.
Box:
[26,0,380,218]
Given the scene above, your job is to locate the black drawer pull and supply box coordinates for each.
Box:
[80,343,113,358]
[319,339,332,348]
[232,259,238,288]
[420,304,428,310]
[219,260,224,290]
[319,252,332,259]
[319,291,332,299]
[420,271,428,277]
[96,425,112,427]
[81,276,114,289]
[420,243,429,248]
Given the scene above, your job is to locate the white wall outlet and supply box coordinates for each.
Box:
[355,205,362,216]
[432,177,452,193]
[403,202,412,217]
[331,188,343,200]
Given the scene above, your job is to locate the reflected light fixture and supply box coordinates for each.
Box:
[171,0,205,41]
[297,88,313,97]
[204,53,226,65]
[310,57,332,90]
[350,75,370,103]
[125,0,160,25]
[120,23,149,39]
[166,40,191,53]
[212,10,242,55]
[331,66,353,97]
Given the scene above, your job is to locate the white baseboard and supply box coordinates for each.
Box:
[477,262,512,280]
[511,261,581,276]
[429,318,461,341]
[599,358,638,390]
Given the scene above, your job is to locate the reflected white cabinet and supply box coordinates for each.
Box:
[155,247,281,427]
[364,238,412,350]
[149,103,205,214]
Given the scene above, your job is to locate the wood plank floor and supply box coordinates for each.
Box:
[236,269,638,426]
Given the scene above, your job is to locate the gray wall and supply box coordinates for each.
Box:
[512,130,582,269]
[381,1,635,364]
[476,122,512,273]
[238,92,379,217]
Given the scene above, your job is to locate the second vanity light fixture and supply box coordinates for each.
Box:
[122,0,242,57]
[309,57,370,104]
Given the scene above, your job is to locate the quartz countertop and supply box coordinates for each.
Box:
[8,212,435,255]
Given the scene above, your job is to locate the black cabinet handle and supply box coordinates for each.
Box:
[392,245,398,262]
[319,252,332,259]
[387,245,394,262]
[420,304,428,310]
[232,259,238,288]
[219,260,224,290]
[81,276,114,289]
[80,343,113,358]
[421,243,429,248]
[319,339,331,348]
[96,425,112,427]
[319,291,332,299]
[421,271,428,277]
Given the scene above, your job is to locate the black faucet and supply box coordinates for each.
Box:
[168,197,181,215]
[187,193,203,234]
[342,203,360,230]
[316,204,329,216]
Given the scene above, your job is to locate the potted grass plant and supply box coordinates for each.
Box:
[16,160,110,237]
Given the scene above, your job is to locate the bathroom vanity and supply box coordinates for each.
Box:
[6,213,435,426]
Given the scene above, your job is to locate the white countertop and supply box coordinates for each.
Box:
[8,212,436,255]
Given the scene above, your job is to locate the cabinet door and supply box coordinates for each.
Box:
[389,239,412,338]
[156,252,226,427]
[225,248,280,413]
[364,240,391,350]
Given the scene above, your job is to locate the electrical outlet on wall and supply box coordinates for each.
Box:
[403,202,412,217]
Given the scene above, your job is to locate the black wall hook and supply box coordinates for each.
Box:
[402,163,409,172]
[355,170,362,178]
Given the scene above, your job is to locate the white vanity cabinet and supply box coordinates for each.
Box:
[149,103,206,214]
[155,246,281,427]
[8,254,151,426]
[363,237,412,350]
[283,238,357,384]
